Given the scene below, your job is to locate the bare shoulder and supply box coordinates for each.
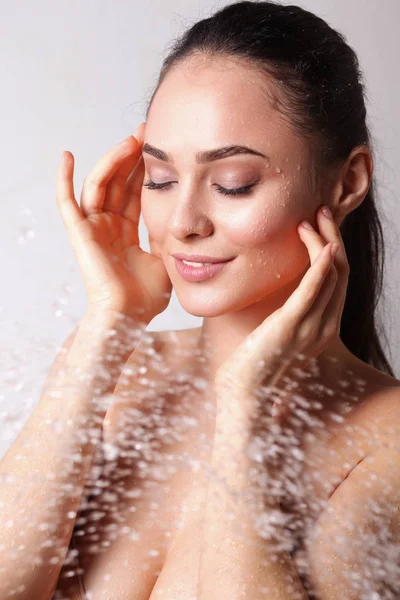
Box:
[341,360,400,445]
[361,379,400,436]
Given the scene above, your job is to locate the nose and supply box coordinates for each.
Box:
[167,188,214,240]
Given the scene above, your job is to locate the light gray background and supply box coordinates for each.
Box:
[1,0,399,456]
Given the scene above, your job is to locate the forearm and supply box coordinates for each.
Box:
[0,309,146,599]
[198,387,309,600]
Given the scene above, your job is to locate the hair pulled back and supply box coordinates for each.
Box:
[146,0,394,376]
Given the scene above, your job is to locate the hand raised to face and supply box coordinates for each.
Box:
[214,203,348,423]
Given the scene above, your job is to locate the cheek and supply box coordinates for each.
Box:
[222,201,294,249]
[224,197,309,283]
[141,200,168,241]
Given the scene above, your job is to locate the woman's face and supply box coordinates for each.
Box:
[141,57,326,317]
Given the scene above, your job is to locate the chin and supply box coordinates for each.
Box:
[174,286,268,318]
[181,305,229,318]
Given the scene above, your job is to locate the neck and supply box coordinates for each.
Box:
[191,271,359,393]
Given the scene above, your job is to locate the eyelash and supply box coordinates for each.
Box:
[142,180,256,197]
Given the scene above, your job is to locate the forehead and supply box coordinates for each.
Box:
[146,56,298,149]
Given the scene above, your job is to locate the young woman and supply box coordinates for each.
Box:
[1,1,399,599]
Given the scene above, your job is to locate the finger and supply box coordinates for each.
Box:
[102,143,143,214]
[318,249,349,336]
[132,121,146,145]
[283,242,336,322]
[298,220,326,264]
[119,155,145,225]
[79,135,139,217]
[304,259,338,323]
[103,124,145,213]
[315,204,349,275]
[314,203,350,323]
[56,151,85,231]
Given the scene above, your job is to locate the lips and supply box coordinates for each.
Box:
[171,253,234,264]
[173,256,234,282]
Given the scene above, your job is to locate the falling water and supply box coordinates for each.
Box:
[1,229,399,600]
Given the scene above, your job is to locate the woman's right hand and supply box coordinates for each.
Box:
[56,122,173,324]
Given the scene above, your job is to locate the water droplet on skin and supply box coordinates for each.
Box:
[276,273,281,279]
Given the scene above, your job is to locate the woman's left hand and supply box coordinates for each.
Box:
[214,204,350,423]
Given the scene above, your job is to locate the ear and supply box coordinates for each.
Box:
[330,145,373,227]
[148,234,162,258]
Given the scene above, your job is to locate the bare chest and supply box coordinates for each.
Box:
[147,385,380,599]
[66,388,383,600]
[56,328,399,599]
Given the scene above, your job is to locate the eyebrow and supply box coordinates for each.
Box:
[142,143,270,164]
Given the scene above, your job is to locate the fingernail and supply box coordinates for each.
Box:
[132,123,144,139]
[321,205,332,219]
[301,220,314,230]
[331,243,339,257]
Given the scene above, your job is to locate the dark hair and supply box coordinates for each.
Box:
[145,0,395,377]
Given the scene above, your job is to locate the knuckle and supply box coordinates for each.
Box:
[298,321,317,342]
[323,322,337,339]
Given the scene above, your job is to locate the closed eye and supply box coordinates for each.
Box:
[142,180,257,197]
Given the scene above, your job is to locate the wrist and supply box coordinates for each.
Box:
[66,309,146,374]
[213,389,255,448]
[84,305,150,326]
[82,307,148,340]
